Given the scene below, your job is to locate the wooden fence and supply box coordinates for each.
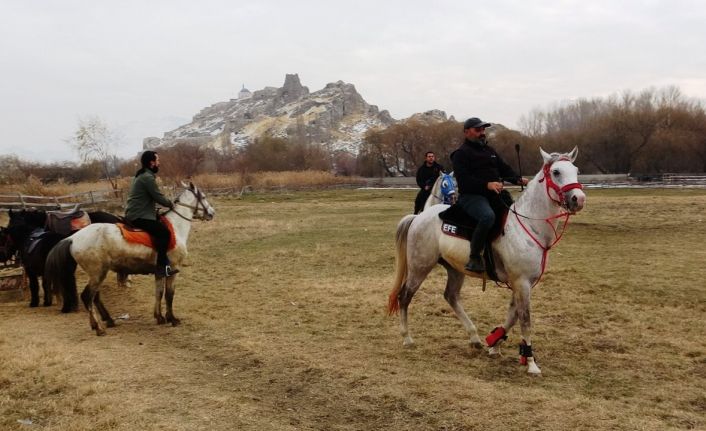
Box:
[0,189,124,211]
[662,173,706,185]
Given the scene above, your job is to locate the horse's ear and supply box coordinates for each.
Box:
[568,146,578,163]
[189,181,195,190]
[540,147,552,164]
[180,180,189,188]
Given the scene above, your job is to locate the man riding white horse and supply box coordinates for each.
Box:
[125,150,178,278]
[451,117,528,273]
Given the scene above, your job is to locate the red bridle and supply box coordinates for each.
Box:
[512,158,584,287]
[539,158,584,206]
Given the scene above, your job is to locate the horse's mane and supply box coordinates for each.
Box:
[544,152,568,164]
[8,209,46,229]
[542,149,576,166]
[16,209,47,224]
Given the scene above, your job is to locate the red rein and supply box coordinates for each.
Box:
[514,159,583,287]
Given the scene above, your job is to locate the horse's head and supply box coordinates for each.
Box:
[5,210,36,243]
[439,172,457,205]
[17,209,46,229]
[175,181,215,221]
[539,147,586,214]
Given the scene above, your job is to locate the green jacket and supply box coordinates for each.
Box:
[125,170,173,221]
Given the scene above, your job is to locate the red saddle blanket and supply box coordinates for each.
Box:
[46,210,91,236]
[116,217,176,251]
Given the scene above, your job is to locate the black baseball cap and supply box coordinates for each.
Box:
[463,117,491,130]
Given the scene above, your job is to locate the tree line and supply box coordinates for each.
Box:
[1,86,704,186]
[362,86,706,176]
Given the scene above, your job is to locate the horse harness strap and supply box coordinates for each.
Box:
[170,202,196,221]
[513,207,571,287]
[513,158,583,288]
[431,191,453,205]
[168,188,207,221]
[538,157,584,206]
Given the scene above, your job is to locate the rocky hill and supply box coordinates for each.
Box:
[144,74,448,154]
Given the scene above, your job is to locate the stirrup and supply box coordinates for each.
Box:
[156,265,179,277]
[464,255,485,273]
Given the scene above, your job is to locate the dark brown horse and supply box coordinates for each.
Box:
[2,209,128,308]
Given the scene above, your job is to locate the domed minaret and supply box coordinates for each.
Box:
[238,84,252,100]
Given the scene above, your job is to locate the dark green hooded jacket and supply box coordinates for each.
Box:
[125,170,172,221]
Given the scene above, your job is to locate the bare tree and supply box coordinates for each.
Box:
[158,142,208,179]
[68,116,121,190]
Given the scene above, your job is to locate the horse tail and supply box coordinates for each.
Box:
[44,239,77,313]
[388,214,416,315]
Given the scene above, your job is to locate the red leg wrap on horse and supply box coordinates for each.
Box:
[485,326,507,347]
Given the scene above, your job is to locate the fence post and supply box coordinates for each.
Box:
[89,191,95,205]
[17,193,25,209]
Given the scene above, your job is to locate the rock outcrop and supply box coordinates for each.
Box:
[145,74,398,154]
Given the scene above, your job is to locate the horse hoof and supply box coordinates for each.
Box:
[106,321,116,328]
[170,318,181,327]
[155,316,166,325]
[29,302,39,308]
[403,337,415,348]
[488,346,501,357]
[526,359,542,375]
[469,335,483,349]
[96,329,106,336]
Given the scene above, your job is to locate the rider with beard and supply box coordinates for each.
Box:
[125,150,178,277]
[451,118,528,273]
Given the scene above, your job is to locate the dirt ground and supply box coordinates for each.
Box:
[1,188,705,430]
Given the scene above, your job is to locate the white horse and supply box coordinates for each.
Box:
[423,171,457,211]
[45,182,215,336]
[388,148,586,374]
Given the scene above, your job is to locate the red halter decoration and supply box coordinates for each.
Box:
[539,158,584,205]
[513,157,584,287]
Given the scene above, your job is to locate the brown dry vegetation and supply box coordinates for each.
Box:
[1,188,705,430]
[187,171,365,191]
[0,171,364,197]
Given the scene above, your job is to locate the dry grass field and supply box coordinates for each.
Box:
[1,188,705,430]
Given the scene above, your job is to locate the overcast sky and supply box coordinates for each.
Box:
[2,0,705,162]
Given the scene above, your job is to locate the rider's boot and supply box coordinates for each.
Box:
[465,230,486,273]
[464,254,485,273]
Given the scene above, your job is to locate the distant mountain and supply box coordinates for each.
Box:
[144,74,450,155]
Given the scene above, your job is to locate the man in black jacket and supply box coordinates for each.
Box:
[414,151,444,214]
[451,118,528,273]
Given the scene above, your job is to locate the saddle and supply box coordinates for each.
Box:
[26,228,53,255]
[438,190,514,281]
[45,208,90,236]
[116,217,177,251]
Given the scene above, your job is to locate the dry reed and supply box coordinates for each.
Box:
[0,171,365,197]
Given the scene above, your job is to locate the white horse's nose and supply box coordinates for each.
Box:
[570,192,586,212]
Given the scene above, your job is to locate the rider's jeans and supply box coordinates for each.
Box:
[457,194,495,255]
